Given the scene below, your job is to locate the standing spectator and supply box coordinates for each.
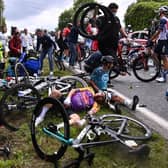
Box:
[20,28,33,52]
[150,6,168,82]
[62,23,72,58]
[0,25,9,59]
[36,29,56,76]
[9,31,22,58]
[55,29,65,61]
[67,24,79,68]
[96,2,127,58]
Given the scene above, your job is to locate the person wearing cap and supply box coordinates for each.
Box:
[90,55,114,92]
[149,6,168,83]
[90,55,139,111]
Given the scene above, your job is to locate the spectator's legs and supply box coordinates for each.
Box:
[47,47,54,74]
[69,42,77,66]
[39,50,47,73]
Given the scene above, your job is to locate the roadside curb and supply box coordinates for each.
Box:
[64,62,168,139]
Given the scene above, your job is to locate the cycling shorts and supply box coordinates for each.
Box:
[154,40,168,56]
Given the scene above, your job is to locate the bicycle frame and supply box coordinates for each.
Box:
[43,114,142,151]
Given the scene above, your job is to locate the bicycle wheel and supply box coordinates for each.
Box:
[73,3,114,39]
[132,55,160,82]
[57,76,88,94]
[99,114,152,140]
[31,97,70,162]
[14,62,30,84]
[109,67,120,79]
[0,84,40,131]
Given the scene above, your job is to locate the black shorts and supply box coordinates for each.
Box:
[154,40,168,56]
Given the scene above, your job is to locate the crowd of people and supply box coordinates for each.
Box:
[0,2,167,127]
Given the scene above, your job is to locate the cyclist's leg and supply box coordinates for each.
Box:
[35,89,62,127]
[107,91,139,111]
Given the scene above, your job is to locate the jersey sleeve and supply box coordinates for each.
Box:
[159,18,167,31]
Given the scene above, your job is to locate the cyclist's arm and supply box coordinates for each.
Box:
[150,30,160,41]
[89,79,99,93]
[90,69,100,92]
[88,101,100,115]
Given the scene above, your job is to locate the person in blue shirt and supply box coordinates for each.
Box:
[90,55,112,91]
[90,55,139,111]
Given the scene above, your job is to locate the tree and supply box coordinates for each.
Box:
[73,0,96,12]
[57,0,95,30]
[124,1,168,31]
[0,0,5,30]
[58,8,74,30]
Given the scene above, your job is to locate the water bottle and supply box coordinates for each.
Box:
[165,89,168,101]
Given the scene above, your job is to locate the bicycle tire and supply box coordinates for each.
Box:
[99,114,152,140]
[73,3,114,39]
[0,84,40,131]
[57,76,88,92]
[109,68,120,79]
[31,97,70,162]
[132,55,160,82]
[14,62,30,84]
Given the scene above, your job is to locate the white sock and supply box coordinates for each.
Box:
[76,119,86,127]
[124,99,132,108]
[38,106,49,119]
[57,122,64,129]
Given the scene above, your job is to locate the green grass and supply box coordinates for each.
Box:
[0,60,168,168]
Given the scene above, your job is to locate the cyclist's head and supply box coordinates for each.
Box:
[67,23,73,28]
[108,2,119,15]
[94,92,105,103]
[155,6,168,16]
[101,55,114,69]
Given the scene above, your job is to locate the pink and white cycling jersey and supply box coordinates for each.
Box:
[158,16,168,40]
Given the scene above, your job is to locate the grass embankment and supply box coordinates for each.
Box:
[0,62,168,168]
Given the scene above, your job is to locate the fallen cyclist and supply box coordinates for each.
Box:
[89,55,139,111]
[35,85,139,127]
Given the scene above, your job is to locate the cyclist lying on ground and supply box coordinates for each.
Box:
[90,55,139,111]
[35,85,139,127]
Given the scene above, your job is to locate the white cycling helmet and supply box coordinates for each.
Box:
[155,6,168,14]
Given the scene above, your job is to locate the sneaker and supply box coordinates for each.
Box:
[49,71,54,76]
[129,144,150,157]
[156,76,166,83]
[131,95,139,111]
[35,117,44,127]
[57,122,64,130]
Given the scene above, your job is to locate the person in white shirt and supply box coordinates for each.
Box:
[20,28,33,52]
[0,25,9,58]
